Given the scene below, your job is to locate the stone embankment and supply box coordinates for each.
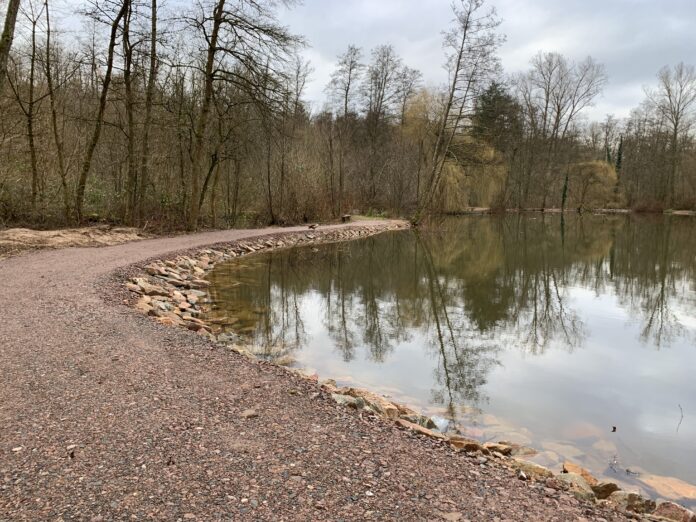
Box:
[124,222,695,522]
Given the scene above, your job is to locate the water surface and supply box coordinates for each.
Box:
[206,215,696,506]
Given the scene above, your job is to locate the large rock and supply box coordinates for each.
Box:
[132,277,169,297]
[483,442,514,456]
[555,472,596,501]
[591,481,620,500]
[653,501,696,522]
[343,388,399,419]
[331,394,364,409]
[509,459,553,480]
[396,419,447,440]
[448,436,488,454]
[607,491,656,514]
[563,460,598,487]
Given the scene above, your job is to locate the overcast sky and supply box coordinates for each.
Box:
[3,0,694,121]
[279,0,696,121]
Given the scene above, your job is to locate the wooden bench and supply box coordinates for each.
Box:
[341,214,351,223]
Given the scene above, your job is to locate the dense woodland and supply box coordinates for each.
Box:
[1,0,695,229]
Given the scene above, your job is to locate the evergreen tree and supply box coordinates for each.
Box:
[615,135,623,173]
[471,81,523,154]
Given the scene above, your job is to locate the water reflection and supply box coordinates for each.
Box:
[206,214,696,504]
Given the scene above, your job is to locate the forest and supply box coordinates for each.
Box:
[1,0,695,230]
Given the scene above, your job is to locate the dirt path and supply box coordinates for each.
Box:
[0,222,626,521]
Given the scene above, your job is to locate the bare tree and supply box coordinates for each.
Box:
[0,0,21,92]
[74,0,130,223]
[516,52,607,209]
[327,44,363,215]
[137,0,157,224]
[646,63,696,206]
[185,0,300,229]
[417,0,503,220]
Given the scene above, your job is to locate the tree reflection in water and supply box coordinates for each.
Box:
[206,214,696,412]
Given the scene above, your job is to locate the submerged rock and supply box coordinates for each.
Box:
[498,441,538,458]
[607,491,656,514]
[430,415,452,433]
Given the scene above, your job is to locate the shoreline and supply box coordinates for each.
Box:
[441,207,696,217]
[123,222,695,520]
[2,219,633,521]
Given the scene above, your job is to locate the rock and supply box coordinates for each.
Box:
[607,491,656,514]
[241,409,258,419]
[517,470,528,481]
[545,476,568,491]
[396,418,447,440]
[320,379,337,393]
[499,441,538,458]
[134,299,153,314]
[273,355,295,366]
[401,414,437,430]
[591,482,620,500]
[483,442,514,456]
[126,282,142,293]
[438,511,462,521]
[132,277,168,297]
[563,460,599,487]
[331,394,364,409]
[145,264,165,276]
[509,459,553,480]
[343,388,399,419]
[653,501,696,522]
[555,472,596,501]
[447,436,488,454]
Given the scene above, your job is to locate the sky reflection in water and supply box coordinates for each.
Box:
[206,215,696,505]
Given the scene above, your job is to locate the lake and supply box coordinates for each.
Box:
[205,215,696,506]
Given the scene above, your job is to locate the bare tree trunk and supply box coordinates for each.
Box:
[0,0,21,93]
[44,0,70,222]
[188,0,225,230]
[27,13,40,212]
[138,0,157,225]
[122,1,137,223]
[265,133,275,223]
[74,0,129,223]
[210,160,220,227]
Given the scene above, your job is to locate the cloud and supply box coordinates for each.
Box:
[281,0,696,121]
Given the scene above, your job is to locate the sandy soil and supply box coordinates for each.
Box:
[0,226,149,259]
[0,221,628,521]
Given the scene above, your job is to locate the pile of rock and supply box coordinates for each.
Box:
[126,223,406,336]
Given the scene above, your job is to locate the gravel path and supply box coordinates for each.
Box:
[0,222,628,521]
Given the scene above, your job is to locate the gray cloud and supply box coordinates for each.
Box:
[280,0,696,120]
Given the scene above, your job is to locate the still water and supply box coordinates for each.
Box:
[206,215,696,506]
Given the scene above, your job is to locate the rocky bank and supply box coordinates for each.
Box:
[123,222,696,522]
